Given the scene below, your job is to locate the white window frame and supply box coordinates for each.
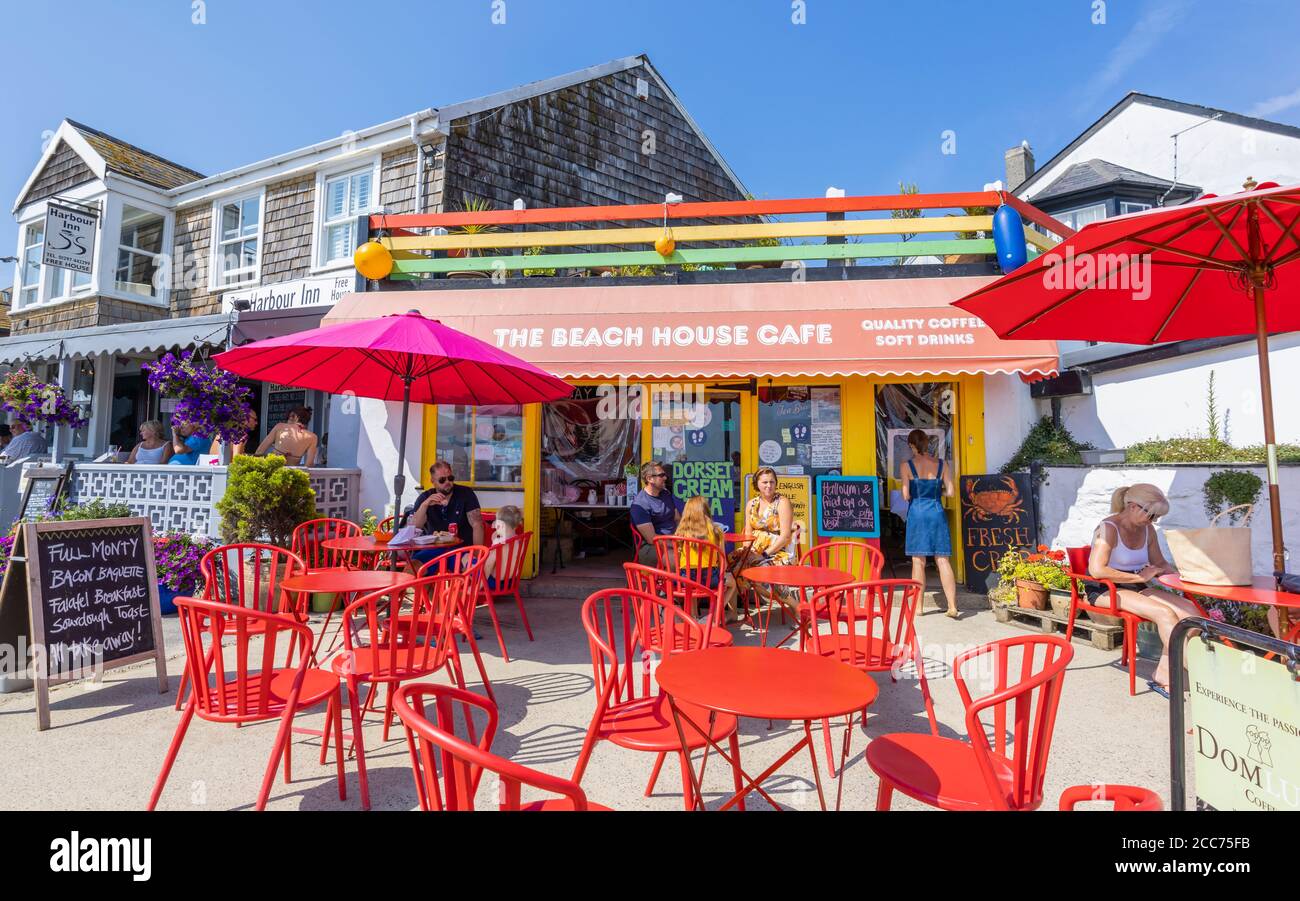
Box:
[1120,201,1151,216]
[13,218,94,311]
[113,202,169,302]
[310,154,381,274]
[1054,202,1108,231]
[209,189,265,290]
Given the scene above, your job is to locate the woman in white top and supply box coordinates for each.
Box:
[1088,483,1200,697]
[126,420,173,465]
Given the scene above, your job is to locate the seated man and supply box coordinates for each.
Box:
[629,461,679,565]
[403,460,485,569]
[0,418,48,460]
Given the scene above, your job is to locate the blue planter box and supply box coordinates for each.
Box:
[158,584,180,616]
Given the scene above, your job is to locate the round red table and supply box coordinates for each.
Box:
[323,534,459,571]
[656,646,878,811]
[281,570,416,660]
[1159,573,1299,635]
[740,564,854,647]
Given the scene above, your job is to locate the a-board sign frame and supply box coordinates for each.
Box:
[814,474,881,539]
[19,517,168,730]
[17,461,74,523]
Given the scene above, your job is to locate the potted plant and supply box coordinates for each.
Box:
[216,454,318,548]
[736,235,783,269]
[996,546,1070,612]
[153,532,217,615]
[446,194,501,278]
[522,245,556,277]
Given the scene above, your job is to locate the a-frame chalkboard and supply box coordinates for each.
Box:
[16,462,73,523]
[0,517,168,730]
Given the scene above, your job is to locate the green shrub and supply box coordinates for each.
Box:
[1125,436,1228,464]
[1002,416,1094,473]
[51,499,133,521]
[1203,470,1263,522]
[216,454,318,548]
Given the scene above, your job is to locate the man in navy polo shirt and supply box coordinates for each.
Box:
[630,460,679,565]
[403,460,485,568]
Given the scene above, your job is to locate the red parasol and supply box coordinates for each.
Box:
[215,309,572,519]
[954,181,1300,574]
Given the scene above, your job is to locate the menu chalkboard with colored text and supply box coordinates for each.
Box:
[815,476,880,538]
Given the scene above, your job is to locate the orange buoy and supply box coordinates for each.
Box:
[354,240,394,279]
[654,230,676,257]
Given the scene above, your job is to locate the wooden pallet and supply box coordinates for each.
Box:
[992,604,1125,651]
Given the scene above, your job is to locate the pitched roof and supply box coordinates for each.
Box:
[1033,158,1199,202]
[66,120,203,189]
[1017,92,1300,196]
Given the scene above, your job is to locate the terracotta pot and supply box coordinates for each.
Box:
[736,260,782,270]
[446,270,488,279]
[1016,579,1049,610]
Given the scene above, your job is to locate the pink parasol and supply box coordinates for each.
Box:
[215,309,571,518]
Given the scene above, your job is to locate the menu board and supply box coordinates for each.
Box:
[960,473,1036,591]
[815,475,880,538]
[757,386,843,474]
[17,464,72,523]
[266,387,306,426]
[17,518,168,730]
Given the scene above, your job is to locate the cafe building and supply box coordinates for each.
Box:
[328,189,1064,579]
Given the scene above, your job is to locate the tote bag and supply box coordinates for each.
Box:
[1165,504,1254,586]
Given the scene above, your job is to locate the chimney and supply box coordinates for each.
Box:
[1004,141,1035,192]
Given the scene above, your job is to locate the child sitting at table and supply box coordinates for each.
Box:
[483,505,523,587]
[674,496,740,623]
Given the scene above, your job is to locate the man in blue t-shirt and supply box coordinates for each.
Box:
[168,420,211,465]
[630,460,679,565]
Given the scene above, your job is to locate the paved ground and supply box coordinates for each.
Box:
[0,580,1176,811]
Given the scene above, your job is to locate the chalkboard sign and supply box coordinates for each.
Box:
[815,475,880,538]
[20,518,168,730]
[267,388,306,426]
[960,473,1037,591]
[17,463,73,523]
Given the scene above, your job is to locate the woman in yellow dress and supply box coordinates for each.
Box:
[734,467,798,612]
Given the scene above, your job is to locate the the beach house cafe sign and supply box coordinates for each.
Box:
[221,275,354,314]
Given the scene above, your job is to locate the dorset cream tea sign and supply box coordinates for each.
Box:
[1186,639,1300,811]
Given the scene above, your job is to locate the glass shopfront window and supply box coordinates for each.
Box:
[69,359,95,450]
[436,404,524,487]
[757,385,842,478]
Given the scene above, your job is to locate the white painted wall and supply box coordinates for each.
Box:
[1048,333,1300,449]
[984,372,1041,471]
[1022,101,1300,201]
[1037,464,1298,575]
[355,397,425,520]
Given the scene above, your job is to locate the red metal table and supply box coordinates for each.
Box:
[324,534,459,571]
[281,570,416,660]
[741,564,854,647]
[1159,574,1299,635]
[656,646,878,811]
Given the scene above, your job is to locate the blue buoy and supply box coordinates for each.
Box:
[992,204,1028,273]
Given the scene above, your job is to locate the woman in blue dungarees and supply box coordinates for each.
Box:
[902,429,959,619]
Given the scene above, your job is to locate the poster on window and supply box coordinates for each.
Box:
[885,428,946,484]
[42,204,97,274]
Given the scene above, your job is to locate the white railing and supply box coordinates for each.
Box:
[26,463,361,538]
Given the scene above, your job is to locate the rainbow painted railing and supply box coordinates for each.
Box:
[365,190,1070,279]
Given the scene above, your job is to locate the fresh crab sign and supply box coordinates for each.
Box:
[960,473,1037,591]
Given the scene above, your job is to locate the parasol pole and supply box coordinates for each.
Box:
[1253,283,1287,576]
[392,359,413,529]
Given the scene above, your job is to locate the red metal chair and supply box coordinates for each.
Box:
[394,682,611,811]
[1064,546,1206,696]
[1058,784,1163,811]
[866,634,1074,811]
[572,588,745,810]
[409,545,496,703]
[624,562,732,647]
[324,572,472,810]
[806,580,937,775]
[772,540,889,648]
[479,531,534,662]
[291,517,362,574]
[174,543,306,710]
[630,520,646,561]
[652,535,728,625]
[150,597,347,811]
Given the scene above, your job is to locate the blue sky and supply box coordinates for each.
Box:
[4,0,1300,256]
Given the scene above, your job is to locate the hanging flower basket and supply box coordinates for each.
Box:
[0,370,87,429]
[143,350,254,445]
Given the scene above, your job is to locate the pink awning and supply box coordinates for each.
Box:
[323,276,1058,380]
